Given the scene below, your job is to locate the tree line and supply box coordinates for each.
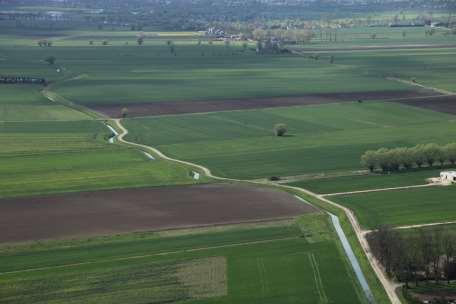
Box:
[0,76,47,85]
[361,143,456,173]
[367,226,456,288]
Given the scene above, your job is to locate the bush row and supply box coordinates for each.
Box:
[0,76,47,85]
[360,143,456,172]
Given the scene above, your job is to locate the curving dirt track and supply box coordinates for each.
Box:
[0,184,315,244]
[90,90,431,118]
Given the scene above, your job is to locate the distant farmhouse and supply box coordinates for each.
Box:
[440,171,456,185]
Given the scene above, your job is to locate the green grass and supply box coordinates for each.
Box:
[0,215,366,304]
[333,185,456,230]
[1,28,455,105]
[0,36,411,105]
[124,102,456,179]
[297,26,456,48]
[0,148,203,198]
[0,120,205,198]
[0,85,89,121]
[288,168,447,194]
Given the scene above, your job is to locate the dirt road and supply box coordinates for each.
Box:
[113,118,402,304]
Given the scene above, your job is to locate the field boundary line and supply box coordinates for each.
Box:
[256,257,269,296]
[0,236,298,276]
[321,183,438,197]
[282,182,401,303]
[386,77,455,96]
[42,88,108,120]
[364,221,456,234]
[292,44,456,53]
[308,252,328,303]
[112,118,399,304]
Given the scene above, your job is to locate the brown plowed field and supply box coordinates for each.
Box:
[90,90,431,118]
[0,184,316,244]
[396,94,456,114]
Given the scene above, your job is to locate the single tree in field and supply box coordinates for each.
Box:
[45,56,56,65]
[273,123,287,137]
[137,32,146,46]
[242,42,248,52]
[256,41,263,54]
[121,107,128,118]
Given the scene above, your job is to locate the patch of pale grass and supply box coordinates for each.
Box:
[177,256,227,299]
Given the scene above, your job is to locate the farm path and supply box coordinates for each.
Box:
[393,220,456,231]
[386,77,455,96]
[42,88,108,120]
[311,192,403,304]
[113,118,402,304]
[363,221,456,236]
[322,183,439,197]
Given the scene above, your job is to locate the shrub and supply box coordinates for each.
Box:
[120,107,128,118]
[273,123,287,137]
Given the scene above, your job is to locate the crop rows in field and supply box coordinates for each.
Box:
[124,102,456,179]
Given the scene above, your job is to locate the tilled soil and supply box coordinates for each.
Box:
[396,94,456,114]
[90,90,431,118]
[0,184,316,244]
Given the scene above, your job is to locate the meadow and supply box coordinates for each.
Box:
[0,119,203,198]
[296,26,456,48]
[1,28,456,107]
[333,185,456,230]
[0,215,367,304]
[0,28,422,106]
[0,85,89,121]
[124,102,456,179]
[288,168,446,194]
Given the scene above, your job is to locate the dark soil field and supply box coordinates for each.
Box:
[91,90,430,117]
[0,184,315,243]
[397,95,456,114]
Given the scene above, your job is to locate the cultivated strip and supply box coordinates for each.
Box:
[0,236,298,276]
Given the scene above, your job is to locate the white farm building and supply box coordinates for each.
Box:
[440,171,456,185]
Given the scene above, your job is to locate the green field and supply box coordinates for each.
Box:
[334,186,456,230]
[0,215,367,304]
[288,168,447,194]
[0,85,89,121]
[2,24,456,303]
[1,28,456,108]
[0,119,204,198]
[296,27,456,48]
[124,102,456,179]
